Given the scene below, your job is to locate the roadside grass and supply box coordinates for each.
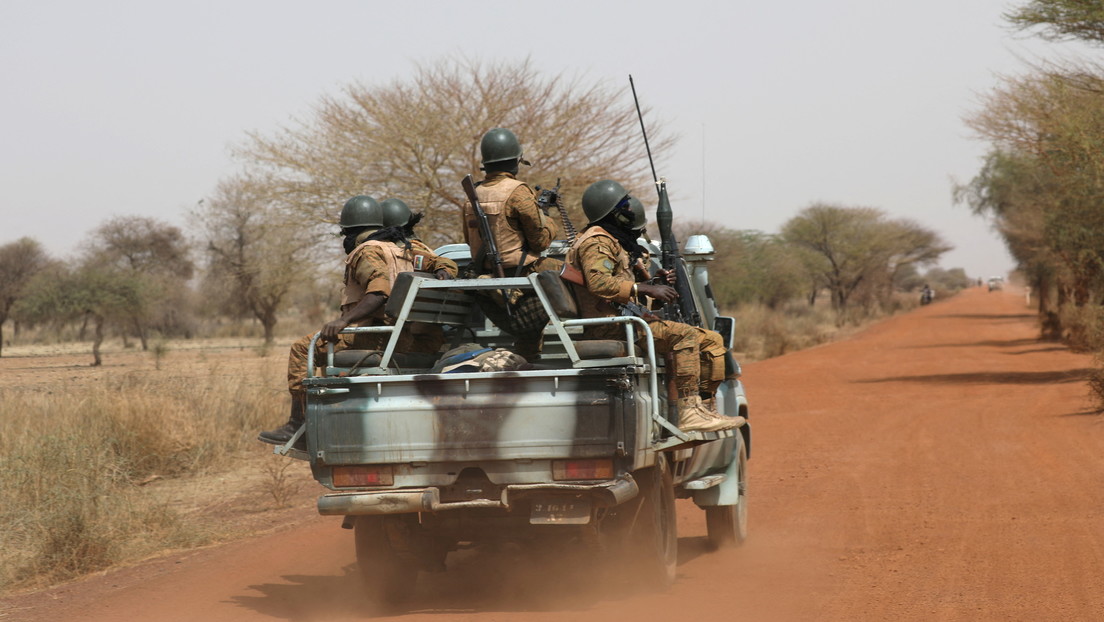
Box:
[0,361,285,593]
[730,292,923,361]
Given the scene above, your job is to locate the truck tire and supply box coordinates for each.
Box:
[354,516,417,603]
[706,433,748,549]
[631,455,678,587]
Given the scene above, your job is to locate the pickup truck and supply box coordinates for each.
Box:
[273,235,751,601]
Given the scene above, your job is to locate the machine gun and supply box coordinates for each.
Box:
[535,178,577,243]
[629,75,702,328]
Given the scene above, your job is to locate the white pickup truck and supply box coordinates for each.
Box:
[273,235,751,602]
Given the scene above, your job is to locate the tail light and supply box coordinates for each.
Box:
[332,465,394,487]
[552,459,614,481]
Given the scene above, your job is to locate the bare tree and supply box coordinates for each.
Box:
[0,237,50,356]
[234,57,675,248]
[195,175,320,345]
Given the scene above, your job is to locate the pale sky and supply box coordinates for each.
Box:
[0,0,1090,279]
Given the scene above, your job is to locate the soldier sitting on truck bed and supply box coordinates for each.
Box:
[566,180,739,433]
[258,195,458,447]
[462,128,560,361]
[627,196,732,415]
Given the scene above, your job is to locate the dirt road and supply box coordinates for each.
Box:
[5,287,1103,621]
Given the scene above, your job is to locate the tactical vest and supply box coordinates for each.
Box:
[464,177,527,270]
[340,240,428,315]
[567,226,632,319]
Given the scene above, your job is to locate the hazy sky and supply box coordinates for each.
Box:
[0,0,1089,278]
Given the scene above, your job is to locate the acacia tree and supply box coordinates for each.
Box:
[963,69,1104,327]
[234,57,674,248]
[781,204,950,313]
[0,237,50,356]
[84,216,195,350]
[195,175,320,345]
[15,262,144,366]
[675,225,806,310]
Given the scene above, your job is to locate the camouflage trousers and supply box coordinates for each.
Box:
[473,257,564,361]
[584,319,726,398]
[287,321,444,395]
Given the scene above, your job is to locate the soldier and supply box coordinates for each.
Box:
[462,128,559,360]
[628,197,729,413]
[259,195,458,446]
[567,180,739,433]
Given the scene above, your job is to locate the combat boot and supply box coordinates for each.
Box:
[258,395,306,448]
[677,396,734,432]
[701,394,748,428]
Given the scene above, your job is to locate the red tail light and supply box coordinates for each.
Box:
[332,465,394,487]
[552,459,614,481]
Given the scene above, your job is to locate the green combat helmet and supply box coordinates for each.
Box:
[480,128,529,166]
[380,198,411,227]
[340,195,382,230]
[581,180,630,225]
[628,196,647,233]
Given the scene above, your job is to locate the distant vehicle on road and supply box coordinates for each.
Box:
[920,285,934,305]
[988,276,1004,292]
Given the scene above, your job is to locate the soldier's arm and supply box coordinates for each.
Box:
[579,238,634,303]
[411,241,458,279]
[320,247,391,341]
[321,294,385,341]
[508,185,554,254]
[425,252,458,279]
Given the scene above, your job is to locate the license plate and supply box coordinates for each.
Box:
[529,497,591,524]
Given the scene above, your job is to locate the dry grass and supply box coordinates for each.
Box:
[0,349,289,593]
[730,301,843,360]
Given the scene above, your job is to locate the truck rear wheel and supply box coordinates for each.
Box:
[354,516,417,603]
[631,455,678,587]
[706,433,748,548]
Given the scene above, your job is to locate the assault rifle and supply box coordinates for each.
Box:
[629,75,702,327]
[461,174,505,279]
[461,174,512,317]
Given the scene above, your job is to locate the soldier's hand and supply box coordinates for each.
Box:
[320,318,349,343]
[639,283,678,302]
[656,269,677,285]
[435,269,453,280]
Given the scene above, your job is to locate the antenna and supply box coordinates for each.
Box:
[628,74,659,192]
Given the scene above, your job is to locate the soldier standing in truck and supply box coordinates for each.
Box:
[567,180,740,433]
[461,128,559,360]
[258,195,457,447]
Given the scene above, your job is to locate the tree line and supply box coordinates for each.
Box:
[0,58,962,363]
[957,0,1104,347]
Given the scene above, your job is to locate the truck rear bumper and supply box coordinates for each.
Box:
[317,474,639,516]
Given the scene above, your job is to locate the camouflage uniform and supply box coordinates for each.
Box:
[462,171,560,359]
[463,171,556,273]
[287,236,457,394]
[567,226,726,399]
